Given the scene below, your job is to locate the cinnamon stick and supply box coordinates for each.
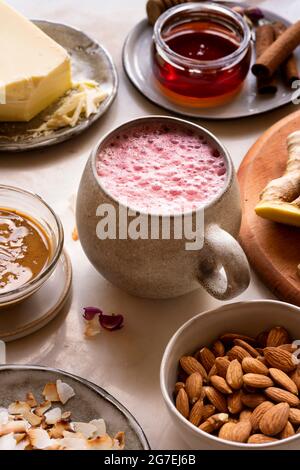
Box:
[252,20,300,79]
[273,21,300,87]
[147,0,165,26]
[255,24,277,94]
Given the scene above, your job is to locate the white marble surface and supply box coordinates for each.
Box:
[2,0,300,450]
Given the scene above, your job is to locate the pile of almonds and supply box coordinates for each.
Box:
[175,326,300,444]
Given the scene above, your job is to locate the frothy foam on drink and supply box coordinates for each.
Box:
[96,123,227,215]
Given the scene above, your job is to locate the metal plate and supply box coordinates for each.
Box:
[123,9,298,120]
[0,21,118,152]
[0,365,150,450]
[0,250,72,342]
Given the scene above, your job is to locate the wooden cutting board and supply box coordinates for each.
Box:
[238,110,300,306]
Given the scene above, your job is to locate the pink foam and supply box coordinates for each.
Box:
[96,123,227,214]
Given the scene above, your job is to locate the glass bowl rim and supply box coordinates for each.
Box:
[0,184,64,302]
[153,2,252,70]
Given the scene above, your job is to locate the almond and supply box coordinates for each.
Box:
[257,356,268,366]
[202,404,216,421]
[208,364,218,380]
[241,393,266,409]
[250,402,274,431]
[226,359,243,390]
[290,367,300,392]
[185,373,203,404]
[215,357,230,379]
[228,346,251,362]
[210,376,232,395]
[211,340,225,358]
[204,386,228,413]
[176,388,189,418]
[174,382,185,394]
[180,356,208,381]
[228,391,243,414]
[259,403,290,436]
[242,357,269,375]
[279,344,297,353]
[279,421,295,439]
[256,330,269,348]
[264,347,296,373]
[269,368,298,395]
[239,410,252,422]
[233,339,260,358]
[220,333,256,345]
[267,327,290,347]
[189,399,203,427]
[218,422,236,440]
[243,373,274,389]
[248,434,278,444]
[289,408,300,426]
[265,387,300,407]
[199,413,228,434]
[218,420,252,443]
[199,347,215,373]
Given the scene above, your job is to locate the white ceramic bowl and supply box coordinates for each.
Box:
[160,300,300,450]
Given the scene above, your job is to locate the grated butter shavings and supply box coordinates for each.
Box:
[32,80,107,135]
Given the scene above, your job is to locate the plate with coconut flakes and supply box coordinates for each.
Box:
[0,365,149,450]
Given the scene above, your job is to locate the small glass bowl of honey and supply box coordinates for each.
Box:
[152,3,252,108]
[0,185,64,307]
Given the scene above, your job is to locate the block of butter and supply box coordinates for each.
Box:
[0,1,72,122]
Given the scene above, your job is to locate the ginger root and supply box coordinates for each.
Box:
[255,130,300,227]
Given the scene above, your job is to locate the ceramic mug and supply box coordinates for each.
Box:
[76,116,250,299]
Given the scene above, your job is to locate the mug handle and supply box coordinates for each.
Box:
[198,224,250,300]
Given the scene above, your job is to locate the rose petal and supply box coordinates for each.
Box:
[99,313,124,331]
[83,307,102,320]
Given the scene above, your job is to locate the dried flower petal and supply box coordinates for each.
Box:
[99,313,124,331]
[83,307,102,320]
[85,316,102,337]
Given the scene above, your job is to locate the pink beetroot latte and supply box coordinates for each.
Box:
[96,122,227,215]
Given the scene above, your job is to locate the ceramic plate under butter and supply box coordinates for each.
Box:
[0,21,118,152]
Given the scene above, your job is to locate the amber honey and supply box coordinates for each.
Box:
[152,4,252,108]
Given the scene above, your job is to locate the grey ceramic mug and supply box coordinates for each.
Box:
[76,116,250,300]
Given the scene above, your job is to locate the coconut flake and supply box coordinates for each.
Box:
[45,408,62,425]
[15,437,30,451]
[26,392,37,408]
[0,420,28,436]
[59,436,88,450]
[0,408,9,425]
[28,428,53,450]
[23,411,43,427]
[113,431,125,449]
[35,401,52,417]
[48,422,70,439]
[8,401,31,415]
[43,383,60,402]
[71,422,97,439]
[0,433,16,450]
[61,411,71,421]
[89,418,106,437]
[56,380,75,405]
[87,434,114,450]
